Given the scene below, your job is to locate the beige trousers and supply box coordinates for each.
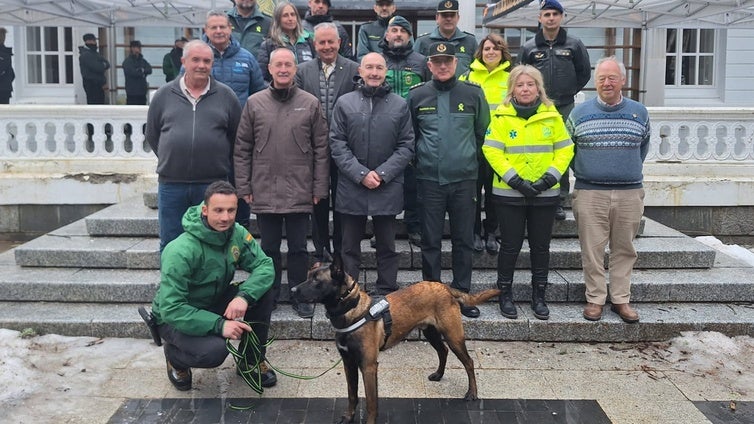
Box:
[572,188,644,305]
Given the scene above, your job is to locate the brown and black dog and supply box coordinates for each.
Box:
[291,259,501,424]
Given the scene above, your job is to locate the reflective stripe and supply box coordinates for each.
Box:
[505,144,553,154]
[553,138,573,149]
[492,187,560,197]
[489,102,500,110]
[484,138,505,150]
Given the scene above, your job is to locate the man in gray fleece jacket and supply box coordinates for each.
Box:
[146,40,242,251]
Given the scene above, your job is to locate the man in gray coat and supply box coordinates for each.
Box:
[329,52,414,294]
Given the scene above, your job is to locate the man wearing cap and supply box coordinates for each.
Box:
[518,0,591,221]
[414,0,477,77]
[356,0,397,61]
[302,0,354,61]
[227,0,272,58]
[78,33,110,104]
[407,42,490,318]
[379,15,428,249]
[162,37,187,83]
[122,40,152,105]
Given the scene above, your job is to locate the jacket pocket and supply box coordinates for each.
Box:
[292,131,311,155]
[254,126,272,154]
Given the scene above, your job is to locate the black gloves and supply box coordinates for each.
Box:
[531,172,558,192]
[508,174,541,198]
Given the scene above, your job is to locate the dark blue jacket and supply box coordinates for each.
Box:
[202,35,266,106]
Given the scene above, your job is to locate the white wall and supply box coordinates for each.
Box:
[723,29,754,105]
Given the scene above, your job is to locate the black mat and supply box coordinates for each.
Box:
[108,397,612,423]
[694,401,754,424]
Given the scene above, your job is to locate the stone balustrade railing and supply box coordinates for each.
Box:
[1,105,753,207]
[2,105,753,163]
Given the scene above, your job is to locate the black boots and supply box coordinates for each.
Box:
[531,282,549,320]
[497,281,517,319]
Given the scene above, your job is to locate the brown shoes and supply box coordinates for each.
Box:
[611,303,640,323]
[583,302,603,321]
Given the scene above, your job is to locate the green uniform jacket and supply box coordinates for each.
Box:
[483,102,574,199]
[227,6,272,58]
[459,59,511,111]
[152,203,274,336]
[407,78,490,184]
[413,27,477,77]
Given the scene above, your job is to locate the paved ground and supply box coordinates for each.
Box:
[2,330,752,424]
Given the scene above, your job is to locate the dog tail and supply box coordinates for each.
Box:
[449,288,501,307]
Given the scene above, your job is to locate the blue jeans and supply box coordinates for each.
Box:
[158,182,211,251]
[418,179,476,292]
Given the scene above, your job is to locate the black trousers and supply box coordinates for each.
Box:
[83,80,106,104]
[257,213,309,300]
[126,95,147,105]
[311,159,340,259]
[403,164,421,235]
[555,102,576,201]
[0,91,10,104]
[340,214,399,292]
[419,179,475,292]
[159,286,275,370]
[494,200,557,284]
[474,159,498,237]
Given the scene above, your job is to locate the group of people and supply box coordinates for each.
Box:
[140,0,650,393]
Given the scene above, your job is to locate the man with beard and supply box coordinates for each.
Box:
[302,0,354,60]
[295,22,359,265]
[379,15,427,248]
[329,53,414,294]
[78,33,110,104]
[235,48,329,318]
[356,0,397,61]
[227,0,272,58]
[162,37,187,83]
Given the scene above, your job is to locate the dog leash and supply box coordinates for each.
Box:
[226,320,343,410]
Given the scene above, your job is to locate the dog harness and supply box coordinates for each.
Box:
[333,297,393,349]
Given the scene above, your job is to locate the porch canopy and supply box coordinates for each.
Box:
[483,0,754,28]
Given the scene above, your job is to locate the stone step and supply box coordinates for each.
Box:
[0,301,750,342]
[88,200,614,239]
[2,264,752,304]
[14,218,714,270]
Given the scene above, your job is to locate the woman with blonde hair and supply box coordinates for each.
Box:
[482,65,574,320]
[257,1,316,81]
[460,33,513,255]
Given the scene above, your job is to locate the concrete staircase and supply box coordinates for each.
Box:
[1,193,752,342]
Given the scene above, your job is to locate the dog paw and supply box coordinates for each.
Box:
[427,372,443,381]
[463,391,479,401]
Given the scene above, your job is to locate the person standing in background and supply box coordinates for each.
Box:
[227,0,272,59]
[0,27,14,104]
[518,0,591,221]
[162,37,187,83]
[413,0,477,77]
[257,2,316,82]
[302,0,354,61]
[79,33,110,104]
[459,33,513,255]
[122,40,152,105]
[356,0,397,61]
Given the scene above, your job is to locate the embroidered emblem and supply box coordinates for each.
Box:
[444,0,453,8]
[542,127,552,138]
[231,245,241,262]
[256,25,262,32]
[437,43,447,53]
[457,103,465,112]
[459,46,466,53]
[509,129,517,139]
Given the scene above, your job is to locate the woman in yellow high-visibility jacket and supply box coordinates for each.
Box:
[482,65,574,321]
[459,33,512,255]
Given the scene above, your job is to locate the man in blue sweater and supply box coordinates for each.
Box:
[566,56,650,324]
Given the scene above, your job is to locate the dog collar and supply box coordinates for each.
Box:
[332,298,392,337]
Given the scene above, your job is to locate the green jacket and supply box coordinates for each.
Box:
[483,102,574,199]
[407,78,490,184]
[152,203,274,336]
[413,27,477,77]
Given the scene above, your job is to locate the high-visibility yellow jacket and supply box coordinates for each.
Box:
[482,102,574,199]
[459,59,511,111]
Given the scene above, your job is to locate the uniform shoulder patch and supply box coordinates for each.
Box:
[416,32,430,38]
[409,81,427,90]
[245,232,254,242]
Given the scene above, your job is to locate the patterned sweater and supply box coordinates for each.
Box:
[566,97,650,190]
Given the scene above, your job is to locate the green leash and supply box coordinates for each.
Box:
[225,320,342,410]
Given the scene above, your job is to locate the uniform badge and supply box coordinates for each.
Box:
[445,1,453,8]
[509,129,518,139]
[542,127,552,138]
[437,43,447,53]
[256,25,262,32]
[457,103,465,111]
[231,245,241,262]
[459,46,465,53]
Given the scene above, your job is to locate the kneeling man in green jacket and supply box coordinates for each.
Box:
[148,181,276,391]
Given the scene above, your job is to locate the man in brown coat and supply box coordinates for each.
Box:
[235,48,329,318]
